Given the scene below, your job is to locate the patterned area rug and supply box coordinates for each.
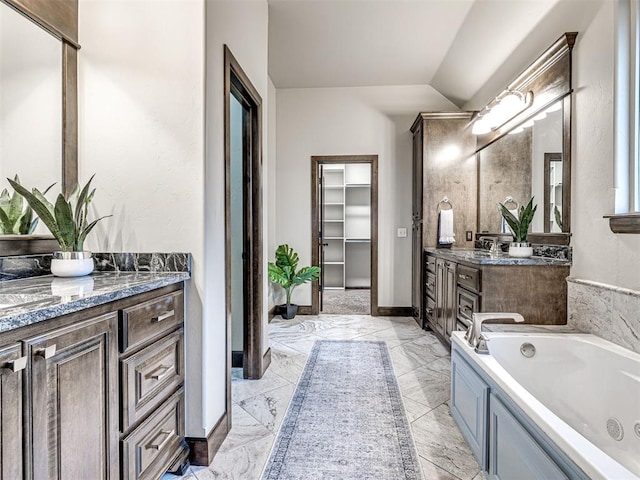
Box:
[322,289,370,315]
[261,340,422,480]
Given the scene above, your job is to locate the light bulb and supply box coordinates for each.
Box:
[533,111,547,121]
[472,119,491,135]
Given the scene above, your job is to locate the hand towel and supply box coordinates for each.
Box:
[501,208,519,234]
[438,209,455,244]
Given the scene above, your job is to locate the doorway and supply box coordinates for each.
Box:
[311,155,379,316]
[224,46,264,382]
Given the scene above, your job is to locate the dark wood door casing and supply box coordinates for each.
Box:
[311,155,379,316]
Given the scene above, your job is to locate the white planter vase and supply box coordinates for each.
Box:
[50,251,94,277]
[508,242,533,258]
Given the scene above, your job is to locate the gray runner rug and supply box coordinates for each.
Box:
[261,340,422,480]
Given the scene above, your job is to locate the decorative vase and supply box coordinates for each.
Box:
[280,304,298,320]
[50,251,94,277]
[508,242,533,258]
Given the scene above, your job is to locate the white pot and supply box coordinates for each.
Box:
[508,242,533,258]
[50,251,94,277]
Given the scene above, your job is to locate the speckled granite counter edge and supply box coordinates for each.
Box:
[424,248,571,266]
[0,272,190,334]
[483,324,578,333]
[567,277,640,299]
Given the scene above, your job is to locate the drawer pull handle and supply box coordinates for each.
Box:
[154,310,175,322]
[146,429,175,451]
[148,364,172,381]
[458,274,472,281]
[426,308,434,315]
[36,345,57,359]
[461,305,472,312]
[426,282,435,290]
[3,356,27,373]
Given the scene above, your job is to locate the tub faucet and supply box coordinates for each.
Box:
[465,312,525,352]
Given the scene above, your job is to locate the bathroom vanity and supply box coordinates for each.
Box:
[0,269,189,480]
[424,248,570,345]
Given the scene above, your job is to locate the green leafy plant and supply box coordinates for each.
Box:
[498,197,537,243]
[268,244,321,307]
[8,174,111,252]
[0,175,53,235]
[554,205,563,230]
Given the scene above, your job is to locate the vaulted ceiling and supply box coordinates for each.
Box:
[268,0,604,108]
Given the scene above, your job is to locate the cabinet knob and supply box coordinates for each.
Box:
[145,429,175,451]
[153,310,175,322]
[459,274,472,281]
[3,356,27,373]
[35,345,57,359]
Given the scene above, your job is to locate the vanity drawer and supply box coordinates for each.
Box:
[424,295,436,323]
[457,265,481,292]
[425,255,436,274]
[121,329,184,432]
[120,292,183,354]
[121,388,185,480]
[425,271,436,298]
[458,287,480,323]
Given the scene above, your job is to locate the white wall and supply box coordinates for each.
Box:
[205,0,270,427]
[571,0,640,290]
[275,85,457,306]
[79,0,208,436]
[268,77,278,311]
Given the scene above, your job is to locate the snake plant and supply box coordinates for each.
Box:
[498,196,537,243]
[8,174,111,252]
[0,175,53,235]
[268,244,321,307]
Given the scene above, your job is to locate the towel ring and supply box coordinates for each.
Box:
[502,196,518,210]
[437,197,453,212]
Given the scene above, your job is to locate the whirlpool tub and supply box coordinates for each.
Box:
[450,331,640,480]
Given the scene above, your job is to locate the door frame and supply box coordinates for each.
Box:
[224,45,265,386]
[311,155,379,316]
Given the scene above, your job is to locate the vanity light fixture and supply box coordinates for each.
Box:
[471,90,534,135]
[508,126,525,135]
[545,101,562,113]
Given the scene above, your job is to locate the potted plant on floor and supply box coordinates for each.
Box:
[498,196,537,258]
[9,175,111,277]
[268,244,320,319]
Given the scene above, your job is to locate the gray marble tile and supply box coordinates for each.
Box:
[217,405,272,453]
[423,356,452,375]
[409,333,451,357]
[201,434,275,480]
[238,384,296,433]
[472,470,488,480]
[402,396,435,423]
[412,404,481,480]
[232,367,291,404]
[268,342,308,384]
[397,365,451,409]
[389,341,440,376]
[364,324,429,346]
[419,457,462,480]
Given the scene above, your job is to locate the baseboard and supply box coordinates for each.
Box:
[297,305,312,315]
[231,351,243,368]
[268,305,277,323]
[262,347,271,375]
[186,412,229,466]
[376,306,413,316]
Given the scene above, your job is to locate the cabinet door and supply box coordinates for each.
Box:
[445,262,457,338]
[412,122,423,220]
[25,313,118,480]
[489,394,568,480]
[411,222,423,324]
[0,343,25,480]
[451,351,488,470]
[435,259,446,336]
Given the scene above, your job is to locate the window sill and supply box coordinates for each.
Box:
[604,213,640,233]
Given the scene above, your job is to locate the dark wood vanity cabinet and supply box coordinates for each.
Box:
[425,252,569,346]
[0,342,24,479]
[0,283,187,480]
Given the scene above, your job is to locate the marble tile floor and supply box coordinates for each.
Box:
[165,315,486,480]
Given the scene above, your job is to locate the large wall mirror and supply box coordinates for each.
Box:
[0,0,78,254]
[473,33,575,245]
[478,97,568,235]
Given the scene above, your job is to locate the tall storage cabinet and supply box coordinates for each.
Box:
[321,163,371,290]
[411,113,477,327]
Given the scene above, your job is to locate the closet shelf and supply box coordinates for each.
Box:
[345,183,371,188]
[323,261,345,265]
[345,238,371,243]
[323,219,344,223]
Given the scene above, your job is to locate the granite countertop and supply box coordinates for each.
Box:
[483,324,579,333]
[424,248,571,266]
[0,271,190,334]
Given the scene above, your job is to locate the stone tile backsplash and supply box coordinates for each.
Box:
[567,277,640,353]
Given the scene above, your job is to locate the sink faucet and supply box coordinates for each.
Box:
[465,312,525,352]
[489,238,500,254]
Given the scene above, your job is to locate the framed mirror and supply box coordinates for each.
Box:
[0,0,79,254]
[473,33,575,245]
